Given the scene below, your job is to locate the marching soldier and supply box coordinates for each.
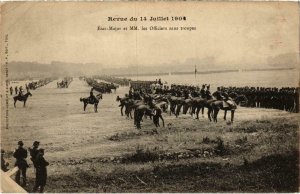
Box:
[13,141,29,186]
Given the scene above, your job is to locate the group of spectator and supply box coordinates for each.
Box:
[1,141,49,193]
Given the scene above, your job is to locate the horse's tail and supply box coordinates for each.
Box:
[80,98,83,102]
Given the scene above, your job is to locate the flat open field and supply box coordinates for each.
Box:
[1,78,299,192]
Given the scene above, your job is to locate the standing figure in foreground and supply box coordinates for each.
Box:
[1,149,9,172]
[33,149,49,193]
[13,141,29,187]
[29,141,40,169]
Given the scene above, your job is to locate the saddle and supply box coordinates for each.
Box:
[223,100,235,108]
[88,97,98,104]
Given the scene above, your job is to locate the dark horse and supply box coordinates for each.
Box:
[134,104,165,129]
[116,96,129,116]
[211,95,248,123]
[13,92,32,108]
[80,93,103,112]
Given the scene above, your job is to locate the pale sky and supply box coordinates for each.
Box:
[2,2,299,68]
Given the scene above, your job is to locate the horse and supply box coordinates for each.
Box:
[166,95,185,117]
[186,97,216,121]
[13,92,32,108]
[124,99,145,119]
[80,93,103,112]
[116,96,129,116]
[134,104,164,129]
[211,95,248,123]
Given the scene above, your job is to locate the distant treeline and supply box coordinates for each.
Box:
[114,67,295,77]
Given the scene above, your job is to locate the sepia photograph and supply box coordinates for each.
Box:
[1,2,299,193]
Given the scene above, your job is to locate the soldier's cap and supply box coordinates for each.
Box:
[33,141,40,146]
[18,141,24,146]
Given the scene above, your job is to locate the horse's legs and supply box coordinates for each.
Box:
[214,109,219,123]
[201,107,204,117]
[196,107,201,119]
[137,114,142,129]
[159,115,165,127]
[14,99,17,108]
[224,110,227,120]
[175,105,181,118]
[231,110,235,123]
[190,106,194,117]
[23,100,26,107]
[170,104,174,116]
[129,111,133,119]
[83,103,87,111]
[121,105,124,116]
[94,104,98,112]
[153,116,159,127]
[207,108,212,122]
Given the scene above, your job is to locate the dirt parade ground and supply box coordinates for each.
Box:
[1,78,299,192]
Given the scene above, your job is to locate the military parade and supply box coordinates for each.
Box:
[2,75,299,193]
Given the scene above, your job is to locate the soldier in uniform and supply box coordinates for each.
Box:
[200,85,206,98]
[191,88,199,97]
[222,89,234,107]
[89,88,97,103]
[205,85,211,99]
[18,86,24,97]
[15,86,18,95]
[13,141,29,186]
[1,149,9,172]
[33,149,49,193]
[10,86,13,95]
[213,87,223,101]
[29,141,40,169]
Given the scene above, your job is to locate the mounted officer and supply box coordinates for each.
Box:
[13,141,29,186]
[213,87,223,101]
[205,85,211,99]
[18,86,24,97]
[89,88,97,103]
[222,89,234,108]
[200,84,206,98]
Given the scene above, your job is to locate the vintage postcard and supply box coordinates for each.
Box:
[1,1,299,193]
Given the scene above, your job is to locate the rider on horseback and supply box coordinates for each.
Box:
[200,84,206,98]
[222,89,234,108]
[18,86,24,97]
[214,87,223,101]
[89,88,97,103]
